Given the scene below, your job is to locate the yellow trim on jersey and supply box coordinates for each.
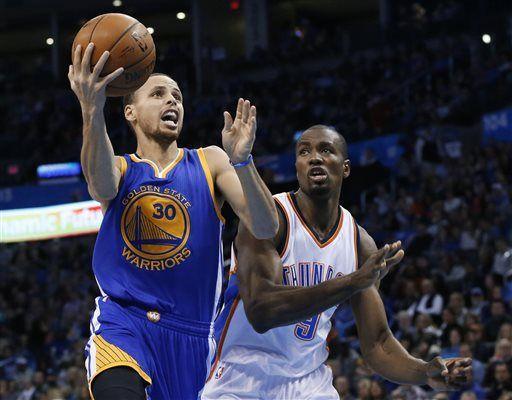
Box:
[129,149,184,178]
[160,148,184,177]
[130,153,159,177]
[119,156,128,177]
[88,334,152,399]
[197,147,225,224]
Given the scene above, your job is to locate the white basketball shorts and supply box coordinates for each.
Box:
[201,361,339,400]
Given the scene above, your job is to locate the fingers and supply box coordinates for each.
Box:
[385,249,405,268]
[249,105,257,131]
[372,244,389,261]
[81,42,95,73]
[92,50,110,80]
[242,99,250,123]
[72,44,82,72]
[101,67,124,87]
[235,98,244,121]
[223,111,234,131]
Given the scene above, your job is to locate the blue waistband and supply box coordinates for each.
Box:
[110,298,212,338]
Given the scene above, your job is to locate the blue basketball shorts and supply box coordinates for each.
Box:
[85,296,215,399]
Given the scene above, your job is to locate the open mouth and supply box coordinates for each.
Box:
[161,109,179,129]
[308,167,328,183]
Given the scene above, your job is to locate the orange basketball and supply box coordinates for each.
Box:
[72,13,156,97]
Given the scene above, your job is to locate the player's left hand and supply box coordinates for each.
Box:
[222,98,257,164]
[426,357,473,391]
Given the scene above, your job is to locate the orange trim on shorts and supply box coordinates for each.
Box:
[274,196,290,258]
[88,334,151,399]
[197,147,225,224]
[286,193,343,248]
[206,296,240,382]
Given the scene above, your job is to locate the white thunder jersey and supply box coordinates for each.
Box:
[211,192,359,379]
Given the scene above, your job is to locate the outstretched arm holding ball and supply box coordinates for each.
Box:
[68,43,124,209]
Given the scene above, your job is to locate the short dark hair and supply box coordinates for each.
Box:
[122,72,174,107]
[299,124,349,159]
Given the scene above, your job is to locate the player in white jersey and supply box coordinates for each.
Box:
[202,125,472,399]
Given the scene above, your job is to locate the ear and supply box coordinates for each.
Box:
[124,104,136,123]
[343,159,351,178]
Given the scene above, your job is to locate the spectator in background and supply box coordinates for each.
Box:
[459,391,478,400]
[356,378,372,400]
[469,287,487,319]
[407,278,444,320]
[486,301,512,341]
[441,326,463,358]
[333,375,355,400]
[490,339,512,363]
[485,361,512,400]
[448,292,468,325]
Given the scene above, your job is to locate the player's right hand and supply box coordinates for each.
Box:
[352,241,404,290]
[68,43,124,110]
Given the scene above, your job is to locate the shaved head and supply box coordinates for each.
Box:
[298,125,348,159]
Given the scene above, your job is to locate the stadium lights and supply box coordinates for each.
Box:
[46,38,54,45]
[147,27,155,34]
[176,12,186,20]
[113,0,122,7]
[482,34,491,44]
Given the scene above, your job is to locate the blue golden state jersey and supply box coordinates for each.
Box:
[92,148,224,323]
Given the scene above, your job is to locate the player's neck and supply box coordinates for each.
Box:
[294,189,340,238]
[136,138,179,172]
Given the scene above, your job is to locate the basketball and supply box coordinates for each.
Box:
[72,13,156,97]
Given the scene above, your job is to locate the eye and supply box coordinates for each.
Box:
[151,90,162,97]
[299,148,309,156]
[322,148,332,154]
[173,92,182,101]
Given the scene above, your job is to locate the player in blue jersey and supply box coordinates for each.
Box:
[68,44,278,399]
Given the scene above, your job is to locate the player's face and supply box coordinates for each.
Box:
[127,75,185,142]
[295,128,350,197]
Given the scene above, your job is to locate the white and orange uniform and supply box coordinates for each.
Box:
[202,192,359,399]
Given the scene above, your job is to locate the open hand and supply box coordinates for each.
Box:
[68,43,124,110]
[426,357,473,391]
[352,241,404,290]
[222,98,257,164]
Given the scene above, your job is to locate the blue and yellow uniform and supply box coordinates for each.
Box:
[85,148,224,399]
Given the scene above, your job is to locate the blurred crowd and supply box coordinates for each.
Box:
[2,11,512,186]
[2,1,512,399]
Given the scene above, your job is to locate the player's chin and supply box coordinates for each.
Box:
[160,123,181,136]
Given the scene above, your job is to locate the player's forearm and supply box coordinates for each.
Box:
[245,274,361,333]
[363,330,429,385]
[234,160,278,239]
[81,107,118,201]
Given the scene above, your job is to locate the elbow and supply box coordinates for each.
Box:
[244,299,274,334]
[88,185,118,202]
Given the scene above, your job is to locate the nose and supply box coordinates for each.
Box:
[166,95,177,105]
[308,150,323,165]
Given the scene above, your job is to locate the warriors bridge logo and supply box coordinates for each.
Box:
[120,186,192,270]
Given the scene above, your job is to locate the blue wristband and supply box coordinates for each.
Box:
[230,154,253,168]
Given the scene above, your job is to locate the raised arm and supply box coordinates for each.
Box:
[204,99,278,239]
[68,43,124,207]
[351,231,472,390]
[236,220,403,333]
